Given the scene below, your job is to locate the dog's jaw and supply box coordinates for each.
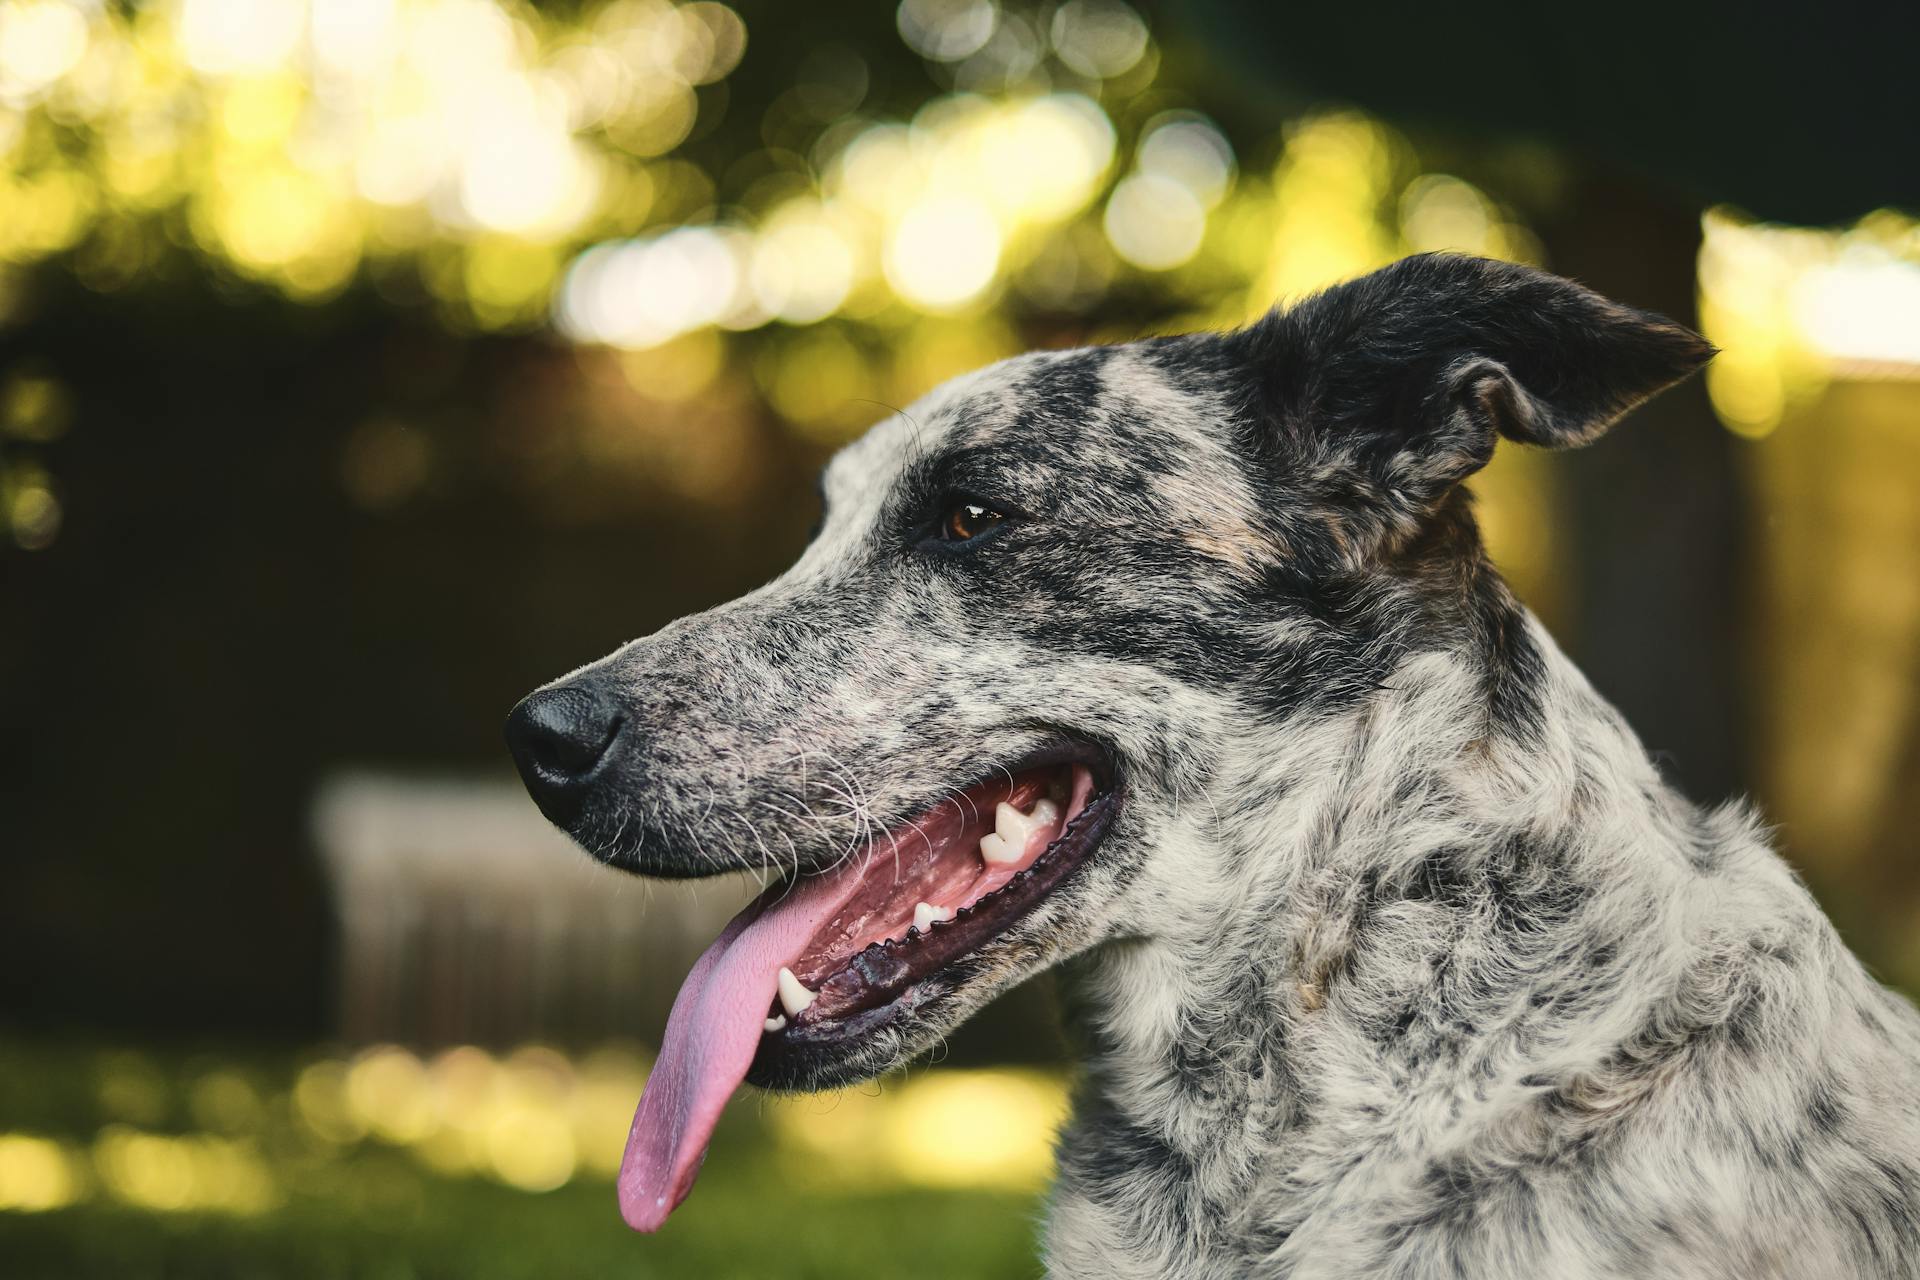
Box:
[612,747,1126,1229]
[749,768,1125,1091]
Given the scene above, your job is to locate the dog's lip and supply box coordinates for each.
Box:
[613,733,1122,1226]
[829,733,1118,855]
[745,745,1122,1084]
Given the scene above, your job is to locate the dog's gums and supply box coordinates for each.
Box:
[767,762,1093,1030]
[613,753,1117,1232]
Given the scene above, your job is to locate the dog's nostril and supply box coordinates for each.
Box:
[505,684,624,785]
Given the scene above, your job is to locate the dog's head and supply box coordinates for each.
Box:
[505,253,1710,1229]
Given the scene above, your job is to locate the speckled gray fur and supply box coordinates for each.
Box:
[539,256,1920,1277]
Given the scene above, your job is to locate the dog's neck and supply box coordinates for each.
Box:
[1048,609,1778,1269]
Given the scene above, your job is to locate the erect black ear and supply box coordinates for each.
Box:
[1232,253,1715,531]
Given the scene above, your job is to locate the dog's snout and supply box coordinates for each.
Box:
[505,682,624,822]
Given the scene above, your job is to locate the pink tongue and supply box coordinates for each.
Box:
[616,867,863,1231]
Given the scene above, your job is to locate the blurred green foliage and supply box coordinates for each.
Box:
[0,1042,1043,1279]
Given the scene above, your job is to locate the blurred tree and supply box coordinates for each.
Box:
[1,0,1912,1046]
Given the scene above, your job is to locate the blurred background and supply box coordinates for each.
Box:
[0,0,1916,1274]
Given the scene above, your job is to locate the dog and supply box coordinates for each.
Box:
[506,253,1920,1278]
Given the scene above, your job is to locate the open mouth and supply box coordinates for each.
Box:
[615,742,1119,1232]
[760,752,1110,1050]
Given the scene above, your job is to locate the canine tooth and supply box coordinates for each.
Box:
[764,1014,787,1033]
[913,901,950,932]
[776,966,816,1016]
[979,832,1020,864]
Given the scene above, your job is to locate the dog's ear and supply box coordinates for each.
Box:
[1231,253,1714,535]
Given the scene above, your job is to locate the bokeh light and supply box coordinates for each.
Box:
[93,1126,279,1215]
[897,0,998,63]
[1049,0,1149,79]
[1,0,1644,545]
[886,195,1002,308]
[0,0,1889,575]
[0,0,751,324]
[1137,112,1236,208]
[1104,172,1206,270]
[771,1067,1067,1191]
[1698,208,1920,439]
[0,1,88,100]
[0,0,1685,486]
[1,1042,1068,1218]
[0,1133,83,1212]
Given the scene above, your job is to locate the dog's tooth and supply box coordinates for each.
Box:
[776,966,816,1017]
[913,901,951,932]
[995,801,1034,845]
[764,1014,787,1033]
[1028,798,1061,829]
[979,831,1020,865]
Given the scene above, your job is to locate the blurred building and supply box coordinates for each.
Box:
[312,774,746,1046]
[1747,375,1920,974]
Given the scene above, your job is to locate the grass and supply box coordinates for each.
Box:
[0,1167,1042,1279]
[0,1041,1050,1279]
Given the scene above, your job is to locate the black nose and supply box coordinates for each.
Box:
[505,682,624,822]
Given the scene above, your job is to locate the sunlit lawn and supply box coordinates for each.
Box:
[0,1042,1054,1279]
[0,1162,1041,1279]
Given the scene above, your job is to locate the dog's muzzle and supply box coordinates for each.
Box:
[504,678,624,826]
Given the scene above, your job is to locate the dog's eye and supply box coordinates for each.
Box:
[941,500,1005,544]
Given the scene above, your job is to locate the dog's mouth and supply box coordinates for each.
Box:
[615,742,1119,1232]
[764,753,1110,1043]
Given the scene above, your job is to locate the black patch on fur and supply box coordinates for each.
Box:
[1058,1094,1197,1207]
[1229,253,1714,507]
[1807,1077,1850,1135]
